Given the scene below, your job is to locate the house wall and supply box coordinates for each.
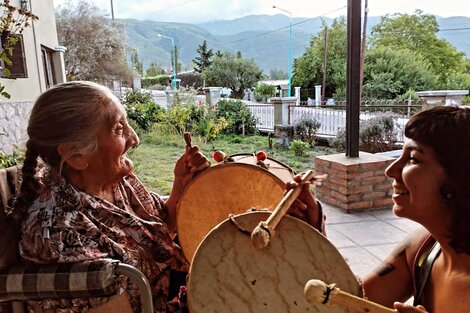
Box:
[0,0,64,153]
[0,0,65,102]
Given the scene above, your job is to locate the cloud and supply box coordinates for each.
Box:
[54,0,470,23]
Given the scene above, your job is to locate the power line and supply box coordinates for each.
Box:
[438,27,470,32]
[220,6,347,45]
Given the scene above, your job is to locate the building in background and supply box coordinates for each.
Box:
[0,0,66,153]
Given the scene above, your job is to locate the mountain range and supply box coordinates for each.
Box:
[123,14,470,75]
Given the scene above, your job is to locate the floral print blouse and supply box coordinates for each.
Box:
[19,173,189,313]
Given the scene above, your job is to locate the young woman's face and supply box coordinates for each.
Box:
[385,139,450,228]
[85,99,140,185]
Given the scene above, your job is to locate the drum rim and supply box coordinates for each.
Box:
[229,152,296,174]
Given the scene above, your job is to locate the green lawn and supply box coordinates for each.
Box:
[128,133,338,195]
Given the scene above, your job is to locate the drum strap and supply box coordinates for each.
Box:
[413,240,441,306]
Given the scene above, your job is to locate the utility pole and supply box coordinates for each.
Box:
[359,0,368,101]
[110,0,115,20]
[321,26,328,103]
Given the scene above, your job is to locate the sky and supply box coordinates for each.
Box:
[53,0,470,24]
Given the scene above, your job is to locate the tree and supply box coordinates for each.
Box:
[370,10,470,85]
[204,52,263,99]
[292,18,347,98]
[193,40,213,73]
[145,61,164,77]
[362,46,437,99]
[269,68,287,80]
[130,49,143,76]
[55,1,132,83]
[254,83,276,102]
[0,1,38,98]
[170,46,181,74]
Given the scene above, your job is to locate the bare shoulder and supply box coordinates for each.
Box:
[402,226,431,269]
[361,225,430,306]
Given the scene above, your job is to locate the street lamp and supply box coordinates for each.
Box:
[273,4,292,97]
[157,33,177,90]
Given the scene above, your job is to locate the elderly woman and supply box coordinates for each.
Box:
[11,81,210,312]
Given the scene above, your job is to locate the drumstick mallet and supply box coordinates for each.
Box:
[183,131,192,149]
[304,279,395,313]
[251,170,316,249]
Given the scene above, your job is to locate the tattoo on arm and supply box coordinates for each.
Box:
[375,238,411,277]
[376,262,395,277]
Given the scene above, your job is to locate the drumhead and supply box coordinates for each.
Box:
[230,153,295,183]
[188,211,361,313]
[177,163,286,261]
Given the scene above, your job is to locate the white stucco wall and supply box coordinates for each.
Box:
[0,0,63,102]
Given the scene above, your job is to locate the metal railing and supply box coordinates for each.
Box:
[245,100,423,144]
[246,104,275,132]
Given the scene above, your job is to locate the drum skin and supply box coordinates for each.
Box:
[188,211,361,313]
[177,163,286,261]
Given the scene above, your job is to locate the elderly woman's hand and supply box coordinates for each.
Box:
[285,174,324,233]
[173,145,211,190]
[393,302,428,313]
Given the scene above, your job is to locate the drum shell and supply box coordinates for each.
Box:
[177,162,286,261]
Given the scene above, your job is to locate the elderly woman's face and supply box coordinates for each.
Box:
[385,139,450,228]
[85,99,140,185]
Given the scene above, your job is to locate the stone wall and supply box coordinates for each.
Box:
[0,101,34,154]
[315,152,395,212]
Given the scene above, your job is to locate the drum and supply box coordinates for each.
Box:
[229,153,295,183]
[188,211,361,313]
[177,161,289,262]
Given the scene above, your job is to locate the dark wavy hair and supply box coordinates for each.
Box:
[405,105,470,254]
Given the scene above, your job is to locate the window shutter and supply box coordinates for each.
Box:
[1,34,28,79]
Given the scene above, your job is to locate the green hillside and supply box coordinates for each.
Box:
[123,15,470,75]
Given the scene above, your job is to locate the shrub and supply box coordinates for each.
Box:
[0,145,24,169]
[178,72,204,90]
[329,113,400,153]
[142,75,171,88]
[294,116,321,147]
[359,113,399,153]
[289,139,310,157]
[216,99,259,135]
[122,90,164,131]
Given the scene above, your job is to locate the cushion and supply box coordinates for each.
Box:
[0,259,119,301]
[0,165,22,271]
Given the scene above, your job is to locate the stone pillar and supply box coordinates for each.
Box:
[416,90,469,110]
[203,87,223,106]
[53,46,67,83]
[315,152,395,212]
[294,87,301,105]
[271,97,297,147]
[314,85,322,106]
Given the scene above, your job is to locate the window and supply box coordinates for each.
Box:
[0,34,28,78]
[41,46,56,89]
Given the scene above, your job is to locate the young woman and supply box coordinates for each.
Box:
[361,105,470,313]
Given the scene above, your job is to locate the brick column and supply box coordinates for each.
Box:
[315,152,395,212]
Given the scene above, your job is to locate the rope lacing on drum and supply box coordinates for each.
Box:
[323,283,336,304]
[228,214,252,236]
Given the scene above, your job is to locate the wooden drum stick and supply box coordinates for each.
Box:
[183,131,192,149]
[304,279,395,313]
[251,170,316,249]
